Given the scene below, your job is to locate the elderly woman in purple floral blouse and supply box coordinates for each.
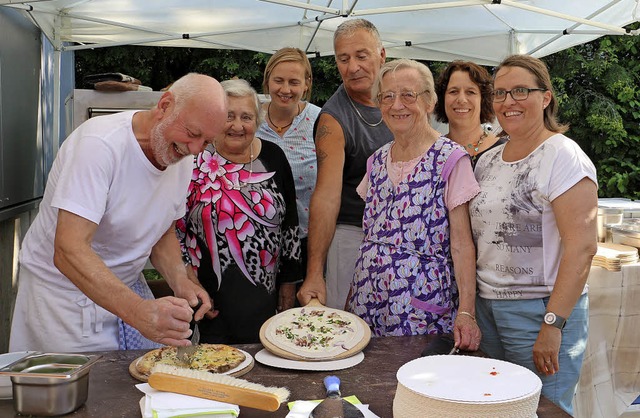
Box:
[347,59,481,351]
[177,79,302,344]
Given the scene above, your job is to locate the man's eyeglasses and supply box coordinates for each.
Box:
[377,90,428,106]
[492,87,547,103]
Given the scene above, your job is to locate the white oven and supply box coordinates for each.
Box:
[69,89,164,133]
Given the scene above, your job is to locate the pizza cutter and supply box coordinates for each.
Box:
[177,300,202,364]
[309,376,364,418]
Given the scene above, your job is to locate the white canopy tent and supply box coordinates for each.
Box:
[2,0,639,65]
[1,0,638,150]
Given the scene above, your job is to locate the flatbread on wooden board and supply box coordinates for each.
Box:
[135,344,246,377]
[263,305,367,359]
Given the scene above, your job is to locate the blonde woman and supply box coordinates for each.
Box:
[258,47,320,274]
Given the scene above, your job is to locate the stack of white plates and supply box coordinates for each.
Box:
[393,355,542,418]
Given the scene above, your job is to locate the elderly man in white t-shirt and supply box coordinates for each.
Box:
[10,73,227,352]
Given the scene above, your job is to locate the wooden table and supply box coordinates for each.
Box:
[0,335,570,417]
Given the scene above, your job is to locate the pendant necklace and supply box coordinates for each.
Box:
[466,131,488,154]
[268,102,300,133]
[346,91,383,127]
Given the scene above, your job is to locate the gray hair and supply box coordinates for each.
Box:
[373,59,437,107]
[220,78,264,126]
[168,73,212,113]
[333,19,382,51]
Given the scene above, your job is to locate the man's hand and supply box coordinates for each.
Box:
[296,275,327,306]
[278,283,297,312]
[130,297,195,346]
[171,278,216,321]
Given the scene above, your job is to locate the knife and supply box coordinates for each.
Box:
[177,300,202,364]
[309,376,364,418]
[420,334,457,357]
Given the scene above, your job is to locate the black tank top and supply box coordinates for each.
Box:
[316,84,393,227]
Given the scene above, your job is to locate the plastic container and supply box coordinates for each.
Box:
[597,207,624,242]
[599,199,640,218]
[612,223,640,249]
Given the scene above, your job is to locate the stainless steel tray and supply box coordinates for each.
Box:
[0,353,101,416]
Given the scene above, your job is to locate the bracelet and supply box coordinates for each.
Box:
[457,311,476,322]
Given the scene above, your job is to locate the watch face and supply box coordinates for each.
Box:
[544,312,556,324]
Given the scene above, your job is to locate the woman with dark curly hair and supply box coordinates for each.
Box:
[434,60,505,167]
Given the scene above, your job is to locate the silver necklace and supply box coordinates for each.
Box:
[346,91,383,127]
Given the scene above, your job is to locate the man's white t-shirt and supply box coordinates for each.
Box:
[20,111,193,288]
[469,134,597,300]
[12,111,194,351]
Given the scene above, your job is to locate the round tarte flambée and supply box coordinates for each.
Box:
[135,344,247,378]
[264,305,367,360]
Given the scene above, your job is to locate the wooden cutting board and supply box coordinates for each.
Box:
[259,298,371,362]
[592,242,639,271]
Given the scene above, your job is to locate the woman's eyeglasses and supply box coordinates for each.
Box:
[377,90,428,105]
[492,87,547,103]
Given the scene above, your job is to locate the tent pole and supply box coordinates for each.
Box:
[52,32,61,156]
[526,0,630,55]
[509,29,516,56]
[500,0,629,34]
[259,0,339,15]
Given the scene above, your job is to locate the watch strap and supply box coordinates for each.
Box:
[544,312,567,330]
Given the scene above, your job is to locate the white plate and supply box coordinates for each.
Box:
[396,355,542,404]
[0,351,34,399]
[255,348,364,371]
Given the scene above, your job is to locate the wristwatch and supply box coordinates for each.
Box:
[543,311,567,330]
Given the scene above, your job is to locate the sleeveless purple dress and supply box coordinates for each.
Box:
[347,137,466,336]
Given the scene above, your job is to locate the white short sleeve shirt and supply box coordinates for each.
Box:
[470,134,597,299]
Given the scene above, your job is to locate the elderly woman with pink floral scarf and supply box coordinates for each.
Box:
[177,78,302,344]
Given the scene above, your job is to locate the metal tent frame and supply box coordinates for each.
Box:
[1,0,638,149]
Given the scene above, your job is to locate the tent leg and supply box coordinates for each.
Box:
[52,45,61,156]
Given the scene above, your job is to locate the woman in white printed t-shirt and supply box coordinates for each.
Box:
[469,54,598,416]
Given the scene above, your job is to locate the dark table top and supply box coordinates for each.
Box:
[0,335,570,417]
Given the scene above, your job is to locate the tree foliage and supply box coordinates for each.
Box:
[76,29,640,198]
[543,23,640,199]
[75,46,341,106]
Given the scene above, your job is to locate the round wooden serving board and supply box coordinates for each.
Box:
[259,299,371,361]
[128,349,254,382]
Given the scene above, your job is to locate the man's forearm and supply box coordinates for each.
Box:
[305,196,340,279]
[54,242,142,324]
[150,223,192,289]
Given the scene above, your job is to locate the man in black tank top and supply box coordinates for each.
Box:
[297,19,393,309]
